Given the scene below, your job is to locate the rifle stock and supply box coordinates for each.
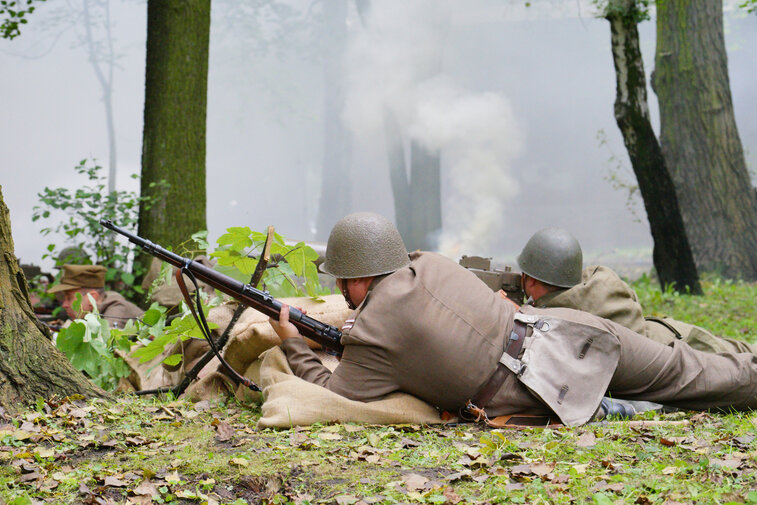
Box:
[100,219,344,355]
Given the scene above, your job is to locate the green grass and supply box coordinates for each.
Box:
[1,276,756,504]
[632,273,757,343]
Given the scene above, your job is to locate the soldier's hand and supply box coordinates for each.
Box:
[498,289,521,310]
[269,304,303,341]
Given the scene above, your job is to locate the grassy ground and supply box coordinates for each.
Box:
[1,276,756,505]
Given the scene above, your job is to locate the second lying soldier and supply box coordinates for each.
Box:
[517,227,757,355]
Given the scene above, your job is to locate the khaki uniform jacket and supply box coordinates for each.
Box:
[98,291,145,329]
[282,252,548,417]
[282,255,757,425]
[535,266,757,354]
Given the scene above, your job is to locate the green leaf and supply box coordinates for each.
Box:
[216,227,253,251]
[142,307,166,327]
[162,354,183,366]
[593,494,614,505]
[130,332,180,363]
[191,230,209,250]
[120,272,135,286]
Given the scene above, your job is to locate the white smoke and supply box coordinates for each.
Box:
[342,0,523,256]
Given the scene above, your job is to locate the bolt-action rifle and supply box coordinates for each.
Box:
[99,220,344,357]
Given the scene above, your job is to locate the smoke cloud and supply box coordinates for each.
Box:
[342,0,523,257]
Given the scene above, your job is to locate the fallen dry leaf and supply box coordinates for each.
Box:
[443,487,462,504]
[214,421,235,442]
[104,476,128,487]
[133,480,158,496]
[572,463,589,474]
[577,432,596,447]
[164,471,182,483]
[531,462,556,477]
[335,494,358,505]
[402,473,429,491]
[18,471,41,483]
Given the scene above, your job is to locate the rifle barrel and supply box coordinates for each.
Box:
[99,219,344,354]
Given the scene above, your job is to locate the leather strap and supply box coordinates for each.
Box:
[462,319,529,423]
[487,414,562,429]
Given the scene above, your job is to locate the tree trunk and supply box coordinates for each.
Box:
[653,0,757,280]
[315,0,351,240]
[138,0,210,269]
[605,0,701,294]
[0,186,106,412]
[384,112,442,251]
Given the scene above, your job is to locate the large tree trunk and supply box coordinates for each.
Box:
[138,0,210,269]
[315,0,351,240]
[605,0,701,294]
[0,187,106,412]
[653,0,757,280]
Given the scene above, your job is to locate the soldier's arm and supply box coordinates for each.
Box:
[272,305,398,402]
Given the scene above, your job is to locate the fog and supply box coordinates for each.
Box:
[2,0,755,274]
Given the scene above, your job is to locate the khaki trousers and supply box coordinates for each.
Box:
[523,307,757,412]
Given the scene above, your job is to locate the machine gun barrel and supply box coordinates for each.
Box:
[100,219,344,355]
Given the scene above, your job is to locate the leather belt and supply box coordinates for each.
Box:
[465,318,529,415]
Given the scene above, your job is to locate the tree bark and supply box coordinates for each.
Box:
[315,0,351,240]
[605,0,701,293]
[138,0,210,269]
[384,112,442,251]
[653,0,757,280]
[0,186,106,413]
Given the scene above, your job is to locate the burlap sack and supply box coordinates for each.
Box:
[255,346,442,428]
[180,294,351,401]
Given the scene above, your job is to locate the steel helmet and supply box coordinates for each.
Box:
[56,246,91,267]
[320,212,410,279]
[517,227,583,288]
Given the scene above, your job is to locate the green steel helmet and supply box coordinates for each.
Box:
[320,212,410,279]
[517,227,583,288]
[56,246,91,267]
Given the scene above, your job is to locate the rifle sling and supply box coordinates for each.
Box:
[175,264,261,392]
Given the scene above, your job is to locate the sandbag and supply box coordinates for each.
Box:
[255,346,442,428]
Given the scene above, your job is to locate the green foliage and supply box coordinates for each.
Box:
[32,159,168,300]
[124,226,329,368]
[593,0,651,23]
[741,0,757,14]
[632,272,757,342]
[597,129,643,223]
[55,294,133,391]
[212,227,329,298]
[117,301,219,365]
[0,0,44,40]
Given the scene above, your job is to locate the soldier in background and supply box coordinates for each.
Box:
[517,228,757,355]
[55,246,92,267]
[48,265,144,329]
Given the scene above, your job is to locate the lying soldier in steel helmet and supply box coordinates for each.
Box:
[517,227,757,356]
[268,212,757,427]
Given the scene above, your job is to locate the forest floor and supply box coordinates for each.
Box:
[1,275,756,505]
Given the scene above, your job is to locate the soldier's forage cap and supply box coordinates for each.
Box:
[47,265,107,293]
[320,212,410,279]
[517,227,583,288]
